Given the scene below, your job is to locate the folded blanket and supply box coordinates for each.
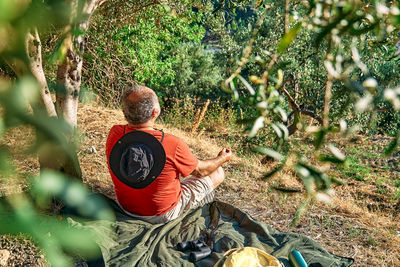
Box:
[78,198,353,267]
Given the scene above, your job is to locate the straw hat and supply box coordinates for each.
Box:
[214,247,283,267]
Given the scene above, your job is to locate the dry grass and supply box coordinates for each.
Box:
[1,102,400,266]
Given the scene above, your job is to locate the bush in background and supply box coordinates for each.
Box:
[81,1,399,136]
[84,4,224,107]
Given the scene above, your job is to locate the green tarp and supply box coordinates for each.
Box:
[81,198,354,267]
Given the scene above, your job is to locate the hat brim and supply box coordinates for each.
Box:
[109,131,166,189]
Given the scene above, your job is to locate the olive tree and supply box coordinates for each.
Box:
[222,0,400,223]
[4,0,106,179]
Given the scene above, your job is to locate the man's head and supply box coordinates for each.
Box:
[121,85,160,125]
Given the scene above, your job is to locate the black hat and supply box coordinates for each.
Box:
[109,130,166,189]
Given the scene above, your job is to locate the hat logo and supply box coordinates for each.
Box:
[120,144,154,184]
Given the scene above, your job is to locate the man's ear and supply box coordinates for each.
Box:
[152,106,160,118]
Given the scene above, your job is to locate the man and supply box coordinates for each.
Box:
[106,85,232,224]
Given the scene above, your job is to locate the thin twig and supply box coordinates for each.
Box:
[323,75,333,128]
[261,52,278,90]
[285,0,290,34]
[280,79,299,110]
[190,99,210,133]
[225,14,266,85]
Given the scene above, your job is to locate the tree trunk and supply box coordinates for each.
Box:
[56,35,82,127]
[24,0,106,180]
[24,28,82,180]
[56,0,106,126]
[50,0,105,179]
[25,28,58,117]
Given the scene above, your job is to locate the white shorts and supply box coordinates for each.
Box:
[119,176,214,224]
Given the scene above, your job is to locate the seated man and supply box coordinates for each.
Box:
[106,85,232,224]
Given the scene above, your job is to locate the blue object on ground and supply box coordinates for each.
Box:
[289,250,308,267]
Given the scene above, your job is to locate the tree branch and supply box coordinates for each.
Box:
[281,77,323,135]
[285,0,290,34]
[323,74,333,128]
[25,28,57,117]
[280,77,299,111]
[225,14,265,85]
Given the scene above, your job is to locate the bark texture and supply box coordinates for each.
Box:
[24,28,82,179]
[25,28,58,117]
[24,0,105,180]
[281,78,323,135]
[56,0,106,127]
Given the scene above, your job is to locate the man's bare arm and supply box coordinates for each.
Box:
[191,148,232,177]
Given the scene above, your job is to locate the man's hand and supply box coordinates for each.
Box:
[192,148,233,178]
[218,148,232,163]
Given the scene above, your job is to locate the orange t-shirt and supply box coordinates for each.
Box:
[106,125,198,216]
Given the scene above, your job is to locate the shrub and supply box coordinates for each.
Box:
[84,4,224,106]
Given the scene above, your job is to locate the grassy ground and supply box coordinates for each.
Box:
[1,102,399,266]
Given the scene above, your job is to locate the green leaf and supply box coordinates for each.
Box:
[277,22,302,53]
[232,76,238,90]
[221,81,233,93]
[327,144,346,162]
[272,186,302,193]
[344,80,365,95]
[314,128,326,149]
[349,22,379,36]
[72,28,86,37]
[33,171,66,197]
[383,134,399,156]
[25,113,79,174]
[238,75,255,95]
[0,77,38,112]
[253,147,284,161]
[294,164,312,192]
[0,117,4,137]
[18,76,40,104]
[48,38,67,65]
[313,172,331,191]
[274,106,287,122]
[228,78,239,100]
[291,198,310,226]
[248,116,264,138]
[0,196,101,266]
[276,123,289,140]
[275,69,284,88]
[263,164,284,179]
[32,170,115,221]
[295,162,331,192]
[271,123,283,138]
[330,176,344,185]
[0,147,13,177]
[318,155,346,164]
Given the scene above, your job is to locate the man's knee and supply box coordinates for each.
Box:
[209,166,225,188]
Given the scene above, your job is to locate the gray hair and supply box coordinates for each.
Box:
[121,85,158,124]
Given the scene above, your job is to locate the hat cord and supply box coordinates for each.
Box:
[123,125,165,144]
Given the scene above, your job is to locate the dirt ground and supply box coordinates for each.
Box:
[1,102,399,266]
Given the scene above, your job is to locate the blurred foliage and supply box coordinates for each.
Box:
[0,0,114,266]
[1,1,399,262]
[78,0,400,226]
[81,0,400,133]
[219,0,400,223]
[212,1,400,135]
